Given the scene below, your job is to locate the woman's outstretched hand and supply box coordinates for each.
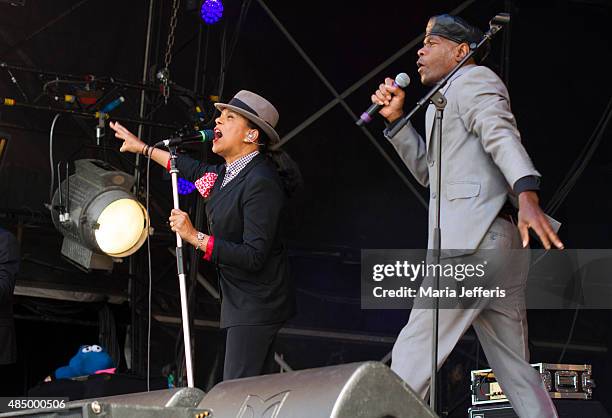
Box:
[110,121,146,154]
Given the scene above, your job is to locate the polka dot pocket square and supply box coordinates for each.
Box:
[194,172,218,198]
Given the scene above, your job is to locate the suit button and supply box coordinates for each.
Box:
[431,192,437,199]
[428,160,434,167]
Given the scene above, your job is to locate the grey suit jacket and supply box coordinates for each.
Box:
[387,64,539,250]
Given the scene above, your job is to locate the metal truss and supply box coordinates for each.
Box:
[258,0,478,209]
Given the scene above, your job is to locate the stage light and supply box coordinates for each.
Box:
[200,0,223,24]
[178,178,196,195]
[51,159,150,271]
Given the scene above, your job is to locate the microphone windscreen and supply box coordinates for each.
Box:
[201,129,215,141]
[395,73,411,88]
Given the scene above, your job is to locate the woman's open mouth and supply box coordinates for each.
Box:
[213,128,223,142]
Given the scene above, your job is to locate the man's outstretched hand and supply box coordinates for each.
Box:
[517,191,564,250]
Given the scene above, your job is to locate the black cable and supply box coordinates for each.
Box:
[557,265,585,364]
[48,114,61,207]
[56,162,63,211]
[215,0,252,101]
[217,22,228,101]
[98,304,120,370]
[546,95,612,215]
[558,306,580,363]
[42,78,89,95]
[225,0,253,67]
[537,96,612,365]
[200,25,210,99]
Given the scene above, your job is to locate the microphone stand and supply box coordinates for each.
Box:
[384,13,509,414]
[167,144,195,388]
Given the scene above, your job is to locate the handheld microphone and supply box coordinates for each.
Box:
[100,96,125,113]
[154,129,215,147]
[356,73,410,126]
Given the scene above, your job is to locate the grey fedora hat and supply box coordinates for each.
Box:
[214,90,280,144]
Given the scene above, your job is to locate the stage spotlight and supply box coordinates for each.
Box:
[200,0,223,24]
[51,159,150,271]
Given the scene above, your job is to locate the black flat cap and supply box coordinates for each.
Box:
[426,14,490,63]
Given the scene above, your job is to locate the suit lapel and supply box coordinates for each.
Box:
[425,65,476,160]
[425,105,434,155]
[207,165,226,198]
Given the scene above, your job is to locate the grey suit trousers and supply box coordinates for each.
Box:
[390,217,558,418]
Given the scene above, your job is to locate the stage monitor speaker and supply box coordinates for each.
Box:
[199,361,438,418]
[0,362,436,417]
[72,386,206,408]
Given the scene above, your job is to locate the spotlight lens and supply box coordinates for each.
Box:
[95,199,146,255]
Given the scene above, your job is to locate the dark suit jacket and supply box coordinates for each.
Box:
[176,153,295,328]
[0,228,19,365]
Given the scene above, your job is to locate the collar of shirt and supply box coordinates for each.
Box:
[449,63,477,83]
[441,63,477,95]
[222,150,259,187]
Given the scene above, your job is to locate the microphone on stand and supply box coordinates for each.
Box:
[154,129,215,148]
[487,13,510,36]
[490,13,510,26]
[356,72,410,126]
